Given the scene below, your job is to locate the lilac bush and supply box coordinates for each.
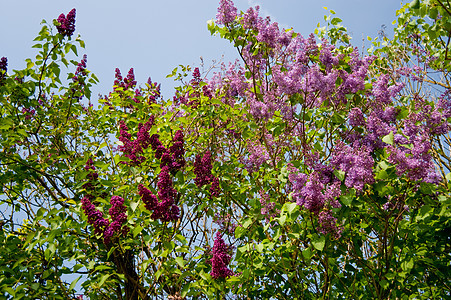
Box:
[1,1,450,299]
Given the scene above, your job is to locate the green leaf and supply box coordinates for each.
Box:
[133,225,143,237]
[130,201,139,212]
[409,0,420,9]
[382,131,394,145]
[312,234,326,251]
[235,226,246,239]
[282,202,298,214]
[98,274,110,287]
[334,170,346,182]
[69,275,82,291]
[341,193,353,206]
[175,257,185,268]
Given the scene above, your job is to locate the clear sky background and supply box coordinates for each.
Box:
[1,0,407,100]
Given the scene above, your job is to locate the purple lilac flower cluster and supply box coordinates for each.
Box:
[147,77,161,103]
[211,1,378,122]
[330,141,375,192]
[194,151,221,197]
[81,159,128,244]
[21,108,36,120]
[149,130,186,174]
[103,196,129,244]
[137,167,180,222]
[117,117,154,166]
[72,54,87,84]
[318,210,342,239]
[114,68,137,91]
[216,0,237,25]
[210,232,234,279]
[137,130,186,222]
[213,213,237,236]
[243,140,270,173]
[0,57,7,82]
[0,57,6,73]
[56,9,76,37]
[288,163,343,238]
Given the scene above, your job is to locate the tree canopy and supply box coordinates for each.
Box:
[0,0,450,299]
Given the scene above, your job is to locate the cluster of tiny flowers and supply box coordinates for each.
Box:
[216,0,237,25]
[370,74,404,109]
[103,196,129,244]
[137,167,180,222]
[81,159,128,244]
[81,196,109,235]
[194,151,221,197]
[56,9,76,37]
[213,213,237,236]
[0,57,6,73]
[21,108,36,120]
[118,117,154,166]
[114,68,137,91]
[330,141,375,192]
[147,77,161,103]
[243,141,270,173]
[137,130,186,222]
[150,130,186,174]
[259,190,275,216]
[288,163,342,236]
[210,232,234,279]
[0,57,7,81]
[318,210,342,239]
[72,54,87,84]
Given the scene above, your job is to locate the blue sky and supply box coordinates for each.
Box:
[1,0,406,99]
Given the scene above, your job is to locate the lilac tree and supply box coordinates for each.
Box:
[0,1,450,299]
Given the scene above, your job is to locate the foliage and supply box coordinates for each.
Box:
[0,1,450,299]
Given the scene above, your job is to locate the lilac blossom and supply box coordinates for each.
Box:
[56,9,76,37]
[243,141,270,173]
[318,210,342,239]
[0,57,7,72]
[330,141,374,192]
[213,213,237,236]
[194,151,214,187]
[348,108,365,127]
[117,118,154,166]
[154,166,180,222]
[81,196,109,236]
[138,167,180,222]
[210,232,234,279]
[104,196,128,244]
[216,0,237,25]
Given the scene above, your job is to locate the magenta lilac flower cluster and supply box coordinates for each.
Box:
[149,130,186,174]
[114,68,137,91]
[103,196,129,244]
[118,117,154,166]
[72,54,87,84]
[81,159,128,244]
[0,57,6,73]
[138,169,180,222]
[137,130,186,222]
[147,77,161,103]
[0,57,7,82]
[56,9,76,37]
[213,213,237,236]
[194,151,221,197]
[210,232,234,279]
[21,108,36,120]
